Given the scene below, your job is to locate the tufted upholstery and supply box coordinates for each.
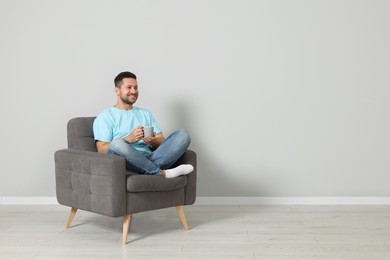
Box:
[55,149,127,217]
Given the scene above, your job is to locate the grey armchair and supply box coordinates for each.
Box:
[54,117,197,245]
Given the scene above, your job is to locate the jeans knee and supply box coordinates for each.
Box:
[108,138,127,154]
[175,129,191,146]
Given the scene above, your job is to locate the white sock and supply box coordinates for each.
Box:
[164,164,194,178]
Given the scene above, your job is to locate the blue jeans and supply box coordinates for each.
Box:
[107,129,191,175]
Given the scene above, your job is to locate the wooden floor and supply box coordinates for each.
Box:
[1,205,390,259]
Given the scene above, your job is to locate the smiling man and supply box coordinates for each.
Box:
[93,71,194,178]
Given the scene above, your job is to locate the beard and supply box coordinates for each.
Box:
[120,94,137,105]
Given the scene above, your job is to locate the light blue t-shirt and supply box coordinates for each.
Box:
[93,106,162,153]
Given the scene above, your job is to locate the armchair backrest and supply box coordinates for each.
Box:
[67,117,97,152]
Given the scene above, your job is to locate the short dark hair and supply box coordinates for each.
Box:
[114,71,137,87]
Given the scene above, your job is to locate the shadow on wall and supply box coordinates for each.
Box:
[169,101,266,197]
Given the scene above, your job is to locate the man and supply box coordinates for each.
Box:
[93,71,194,178]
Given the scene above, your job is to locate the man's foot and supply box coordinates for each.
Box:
[164,164,194,178]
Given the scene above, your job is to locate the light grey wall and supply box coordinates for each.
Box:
[1,0,389,197]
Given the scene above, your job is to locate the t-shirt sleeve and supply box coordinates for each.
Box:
[93,113,114,142]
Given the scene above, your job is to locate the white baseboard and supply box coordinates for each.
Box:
[0,197,59,205]
[194,197,390,205]
[1,196,390,205]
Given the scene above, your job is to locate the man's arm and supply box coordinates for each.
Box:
[96,127,162,154]
[96,141,110,154]
[96,126,144,154]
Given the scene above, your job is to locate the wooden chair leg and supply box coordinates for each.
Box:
[176,206,189,230]
[122,214,132,245]
[66,207,78,229]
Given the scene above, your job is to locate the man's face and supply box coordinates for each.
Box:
[116,77,139,106]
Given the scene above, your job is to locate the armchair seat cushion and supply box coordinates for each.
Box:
[126,173,187,192]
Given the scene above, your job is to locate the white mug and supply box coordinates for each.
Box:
[143,126,154,137]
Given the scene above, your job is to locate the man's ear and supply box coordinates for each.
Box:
[114,86,120,96]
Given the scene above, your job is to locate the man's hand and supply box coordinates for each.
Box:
[142,135,156,147]
[143,133,165,149]
[124,126,144,143]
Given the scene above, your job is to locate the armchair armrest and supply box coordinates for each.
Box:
[55,149,127,217]
[174,149,197,205]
